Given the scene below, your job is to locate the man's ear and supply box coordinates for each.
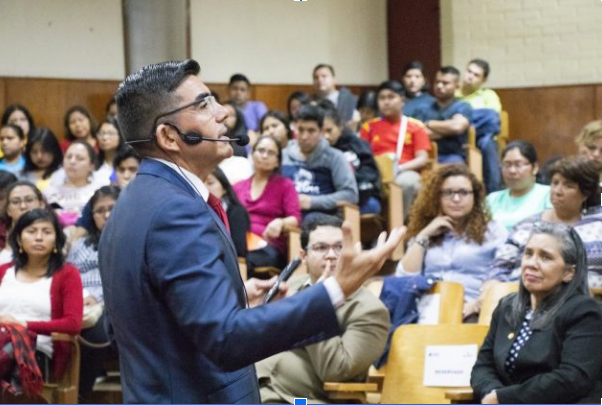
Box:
[155,124,180,153]
[532,162,539,176]
[299,249,307,262]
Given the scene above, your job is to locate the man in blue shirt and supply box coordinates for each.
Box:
[412,66,472,164]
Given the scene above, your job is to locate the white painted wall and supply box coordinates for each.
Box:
[0,0,125,80]
[441,0,602,88]
[190,0,388,85]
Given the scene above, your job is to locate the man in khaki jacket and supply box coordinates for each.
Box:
[257,214,390,404]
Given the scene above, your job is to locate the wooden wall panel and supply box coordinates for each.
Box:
[496,85,596,163]
[0,79,5,117]
[595,85,602,120]
[2,77,119,140]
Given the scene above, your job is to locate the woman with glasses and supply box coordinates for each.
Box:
[233,135,301,277]
[94,119,126,183]
[488,156,602,288]
[67,185,119,399]
[0,208,82,381]
[486,141,552,230]
[0,181,44,266]
[472,223,602,404]
[397,164,508,320]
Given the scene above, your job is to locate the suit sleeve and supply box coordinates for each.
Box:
[471,303,507,401]
[310,150,359,210]
[304,297,389,382]
[147,202,341,371]
[227,203,249,257]
[496,299,602,404]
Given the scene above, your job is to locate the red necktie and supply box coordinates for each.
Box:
[207,193,230,232]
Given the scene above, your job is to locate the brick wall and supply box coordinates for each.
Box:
[440,0,602,88]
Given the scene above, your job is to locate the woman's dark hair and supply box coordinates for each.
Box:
[66,139,98,169]
[1,104,35,137]
[402,61,430,94]
[94,118,126,169]
[23,128,63,179]
[252,135,283,173]
[9,208,66,277]
[211,167,244,209]
[229,73,251,86]
[287,91,312,120]
[357,91,378,113]
[547,156,599,199]
[223,102,248,158]
[113,145,140,168]
[507,222,589,330]
[85,185,120,251]
[4,181,44,229]
[0,171,18,192]
[64,105,96,141]
[259,110,292,141]
[1,124,25,140]
[501,140,538,165]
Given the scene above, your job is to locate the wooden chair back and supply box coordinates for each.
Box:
[465,126,483,181]
[429,282,464,324]
[478,282,519,325]
[380,324,489,404]
[42,333,81,404]
[497,111,510,158]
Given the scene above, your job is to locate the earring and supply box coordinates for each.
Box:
[18,246,23,254]
[53,247,58,254]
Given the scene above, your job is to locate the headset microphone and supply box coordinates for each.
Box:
[166,123,249,146]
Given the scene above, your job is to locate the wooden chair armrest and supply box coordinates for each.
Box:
[336,201,358,209]
[51,333,77,343]
[323,382,379,392]
[444,388,474,401]
[282,224,301,234]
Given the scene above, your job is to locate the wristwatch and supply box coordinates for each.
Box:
[415,234,429,249]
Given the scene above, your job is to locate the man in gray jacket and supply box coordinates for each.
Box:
[281,104,358,217]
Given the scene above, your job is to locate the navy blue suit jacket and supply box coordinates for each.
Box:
[99,159,341,403]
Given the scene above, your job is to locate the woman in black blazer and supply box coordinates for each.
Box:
[471,222,602,404]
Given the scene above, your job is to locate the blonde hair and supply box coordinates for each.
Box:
[576,120,602,146]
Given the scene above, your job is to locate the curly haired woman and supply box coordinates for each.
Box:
[396,164,508,320]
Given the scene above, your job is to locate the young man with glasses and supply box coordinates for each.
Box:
[257,213,389,404]
[98,59,404,404]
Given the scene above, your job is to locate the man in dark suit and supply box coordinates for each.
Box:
[98,59,403,403]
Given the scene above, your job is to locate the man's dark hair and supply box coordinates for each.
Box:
[377,80,406,99]
[296,104,325,128]
[469,58,491,79]
[438,66,461,77]
[316,99,341,127]
[113,144,140,168]
[116,59,200,151]
[301,214,343,248]
[313,64,335,76]
[9,208,66,277]
[229,73,250,86]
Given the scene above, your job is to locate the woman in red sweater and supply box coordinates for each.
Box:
[0,208,83,380]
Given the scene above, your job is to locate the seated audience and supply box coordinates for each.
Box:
[312,64,359,129]
[259,110,292,149]
[105,96,118,122]
[321,101,382,214]
[60,106,97,153]
[223,101,250,157]
[0,181,45,266]
[44,141,107,227]
[206,167,250,258]
[402,61,436,119]
[576,119,602,166]
[0,171,18,250]
[1,104,35,143]
[257,214,389,404]
[0,208,83,380]
[487,141,551,230]
[457,58,502,192]
[412,66,472,164]
[228,73,268,135]
[67,186,119,399]
[360,80,430,219]
[21,128,63,191]
[287,91,311,135]
[356,90,378,128]
[397,164,507,319]
[233,136,300,276]
[113,145,140,189]
[281,104,358,217]
[471,222,602,404]
[0,124,26,174]
[488,156,602,288]
[94,118,126,183]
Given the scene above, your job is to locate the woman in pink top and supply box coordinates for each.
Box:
[234,135,301,277]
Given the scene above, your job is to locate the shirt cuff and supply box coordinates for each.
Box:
[324,277,345,309]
